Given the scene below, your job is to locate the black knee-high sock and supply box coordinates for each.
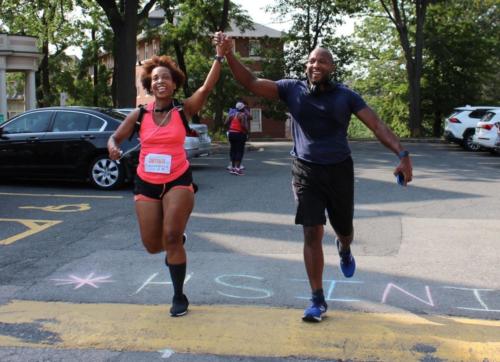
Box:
[167,262,186,297]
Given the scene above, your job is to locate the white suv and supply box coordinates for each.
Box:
[444,105,500,151]
[472,110,500,154]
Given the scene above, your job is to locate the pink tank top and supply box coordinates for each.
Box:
[137,103,189,184]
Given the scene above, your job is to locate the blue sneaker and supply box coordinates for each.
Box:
[302,297,328,322]
[336,239,356,278]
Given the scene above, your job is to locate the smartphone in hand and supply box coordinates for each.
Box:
[396,172,405,186]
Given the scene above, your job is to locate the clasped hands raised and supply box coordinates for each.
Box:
[213,31,233,55]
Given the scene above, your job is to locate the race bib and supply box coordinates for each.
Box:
[144,153,172,174]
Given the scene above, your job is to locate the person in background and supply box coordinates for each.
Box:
[217,31,413,322]
[224,101,252,175]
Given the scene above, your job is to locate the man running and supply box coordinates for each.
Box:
[217,32,413,322]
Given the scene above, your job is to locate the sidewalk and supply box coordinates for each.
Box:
[1,300,498,361]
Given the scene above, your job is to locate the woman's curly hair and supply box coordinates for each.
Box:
[140,55,186,94]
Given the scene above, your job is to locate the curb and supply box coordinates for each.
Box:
[349,138,445,144]
[210,138,446,155]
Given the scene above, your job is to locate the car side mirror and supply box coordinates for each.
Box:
[0,127,7,139]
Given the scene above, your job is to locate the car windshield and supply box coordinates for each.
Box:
[99,109,127,121]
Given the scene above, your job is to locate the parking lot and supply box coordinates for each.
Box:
[0,141,499,361]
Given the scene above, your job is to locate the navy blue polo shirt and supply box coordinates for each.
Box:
[276,79,367,164]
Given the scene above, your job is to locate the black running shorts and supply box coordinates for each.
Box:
[134,168,196,200]
[291,157,354,236]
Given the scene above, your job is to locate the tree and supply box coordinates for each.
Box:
[379,0,434,136]
[351,0,499,138]
[422,0,500,136]
[95,0,158,107]
[350,13,410,137]
[0,0,81,107]
[267,0,363,78]
[73,0,113,106]
[157,0,253,127]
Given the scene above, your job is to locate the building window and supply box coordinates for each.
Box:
[249,39,261,57]
[153,40,159,56]
[250,108,262,132]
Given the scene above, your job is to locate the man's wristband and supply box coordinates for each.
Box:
[398,150,410,160]
[214,55,225,63]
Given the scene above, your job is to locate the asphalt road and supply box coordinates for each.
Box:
[0,141,499,361]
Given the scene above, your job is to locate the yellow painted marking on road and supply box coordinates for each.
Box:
[19,203,91,212]
[0,300,498,361]
[0,192,123,199]
[0,219,62,245]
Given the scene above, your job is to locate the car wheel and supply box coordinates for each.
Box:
[88,155,125,190]
[462,132,481,151]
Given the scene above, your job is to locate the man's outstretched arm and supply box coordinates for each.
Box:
[356,106,413,185]
[225,47,280,100]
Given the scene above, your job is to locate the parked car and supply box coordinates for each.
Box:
[496,124,500,151]
[114,107,211,159]
[472,110,500,154]
[0,107,139,190]
[443,105,500,151]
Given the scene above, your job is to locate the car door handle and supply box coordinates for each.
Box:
[27,136,39,143]
[80,134,95,140]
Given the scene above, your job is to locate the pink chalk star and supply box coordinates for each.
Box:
[51,272,114,289]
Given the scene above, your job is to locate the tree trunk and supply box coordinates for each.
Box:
[214,76,226,129]
[433,110,442,137]
[173,42,191,98]
[381,0,429,137]
[97,0,158,108]
[112,21,138,107]
[407,68,422,137]
[220,0,230,31]
[40,40,51,107]
[92,28,99,106]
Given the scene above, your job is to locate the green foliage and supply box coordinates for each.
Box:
[347,117,373,139]
[266,0,364,79]
[257,38,288,120]
[209,128,228,142]
[157,0,257,128]
[6,73,24,97]
[0,0,113,107]
[0,0,79,48]
[351,12,411,137]
[74,1,114,106]
[422,0,500,135]
[350,0,499,137]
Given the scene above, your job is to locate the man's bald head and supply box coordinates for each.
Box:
[308,47,334,65]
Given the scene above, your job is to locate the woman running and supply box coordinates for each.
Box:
[107,39,229,317]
